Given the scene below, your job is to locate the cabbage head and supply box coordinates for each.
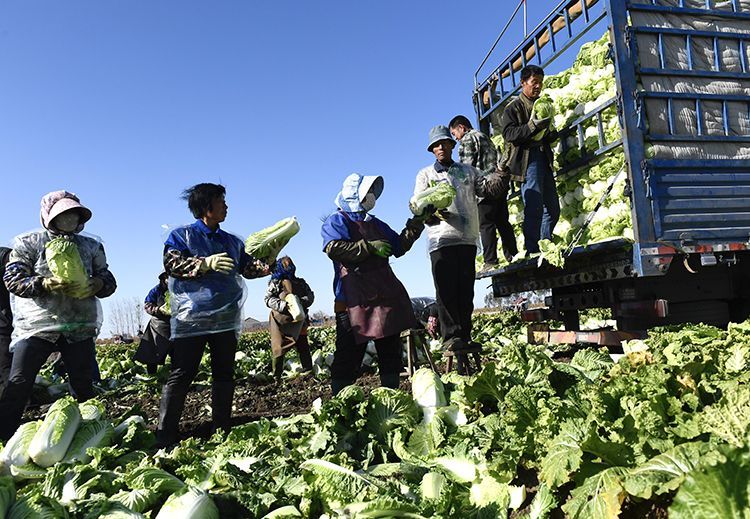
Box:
[410,182,456,216]
[28,396,81,468]
[155,486,218,519]
[63,419,114,463]
[533,94,555,120]
[45,237,88,286]
[245,217,300,263]
[412,368,447,408]
[0,421,40,474]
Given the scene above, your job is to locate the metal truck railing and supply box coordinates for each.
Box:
[475,0,750,281]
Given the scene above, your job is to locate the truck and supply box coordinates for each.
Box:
[474,0,750,340]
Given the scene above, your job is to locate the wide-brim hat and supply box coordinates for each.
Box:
[358,175,384,201]
[335,174,384,212]
[40,190,92,230]
[427,125,455,151]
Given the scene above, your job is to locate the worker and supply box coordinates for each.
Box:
[156,183,270,448]
[500,64,560,254]
[321,174,426,395]
[0,190,117,441]
[0,247,14,390]
[414,125,507,353]
[449,114,517,271]
[134,272,173,375]
[264,256,315,382]
[410,297,440,339]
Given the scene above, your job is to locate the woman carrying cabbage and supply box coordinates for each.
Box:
[0,190,117,441]
[321,174,427,395]
[264,256,315,382]
[156,183,271,448]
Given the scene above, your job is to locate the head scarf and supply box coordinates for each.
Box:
[39,190,92,234]
[334,174,384,213]
[271,256,296,280]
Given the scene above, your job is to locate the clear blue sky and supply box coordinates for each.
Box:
[0,0,600,334]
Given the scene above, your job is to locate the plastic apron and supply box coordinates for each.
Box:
[338,214,416,345]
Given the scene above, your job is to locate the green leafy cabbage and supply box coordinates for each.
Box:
[409,182,456,216]
[245,217,300,263]
[45,237,88,287]
[28,397,81,468]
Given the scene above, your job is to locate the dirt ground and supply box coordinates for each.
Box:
[24,371,411,442]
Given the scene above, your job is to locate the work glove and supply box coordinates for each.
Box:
[529,117,551,132]
[199,252,235,274]
[284,294,305,322]
[42,277,75,295]
[368,240,393,258]
[416,204,437,221]
[72,277,104,299]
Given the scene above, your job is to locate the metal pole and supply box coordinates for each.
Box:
[474,0,526,87]
[524,0,528,36]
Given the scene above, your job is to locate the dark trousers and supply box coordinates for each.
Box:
[330,312,402,395]
[272,335,313,379]
[157,330,236,445]
[430,245,476,345]
[478,198,518,264]
[0,335,95,441]
[0,335,12,390]
[522,150,560,254]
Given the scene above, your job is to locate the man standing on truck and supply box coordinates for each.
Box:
[415,125,507,353]
[449,114,517,272]
[500,64,560,255]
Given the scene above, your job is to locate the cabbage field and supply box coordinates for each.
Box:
[2,311,750,518]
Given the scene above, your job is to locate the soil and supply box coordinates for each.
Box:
[23,371,412,442]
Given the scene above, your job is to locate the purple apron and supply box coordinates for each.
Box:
[339,214,417,344]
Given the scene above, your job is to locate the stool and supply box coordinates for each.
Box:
[400,329,438,376]
[443,347,483,375]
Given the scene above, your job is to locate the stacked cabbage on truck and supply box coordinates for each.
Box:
[475,0,750,337]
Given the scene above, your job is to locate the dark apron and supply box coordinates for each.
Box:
[339,214,416,345]
[135,316,173,365]
[269,279,307,358]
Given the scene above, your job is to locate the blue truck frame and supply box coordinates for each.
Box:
[475,0,750,329]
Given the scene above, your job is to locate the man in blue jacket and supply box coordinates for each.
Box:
[157,183,270,448]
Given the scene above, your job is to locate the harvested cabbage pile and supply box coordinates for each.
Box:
[504,34,632,265]
[45,237,88,288]
[245,217,300,263]
[409,181,457,216]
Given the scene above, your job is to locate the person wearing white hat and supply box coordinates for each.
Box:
[321,173,427,395]
[0,190,117,441]
[415,126,507,356]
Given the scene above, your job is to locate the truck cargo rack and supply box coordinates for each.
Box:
[526,322,645,349]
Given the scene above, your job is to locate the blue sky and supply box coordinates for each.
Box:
[0,0,596,333]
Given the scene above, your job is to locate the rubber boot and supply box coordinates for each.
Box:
[379,371,401,390]
[296,336,313,373]
[331,378,351,396]
[272,355,284,382]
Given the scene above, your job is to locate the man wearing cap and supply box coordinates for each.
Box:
[414,126,506,353]
[321,174,426,395]
[0,191,117,441]
[449,114,517,271]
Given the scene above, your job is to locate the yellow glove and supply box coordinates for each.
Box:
[72,277,104,299]
[284,294,304,322]
[200,252,235,274]
[42,277,75,295]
